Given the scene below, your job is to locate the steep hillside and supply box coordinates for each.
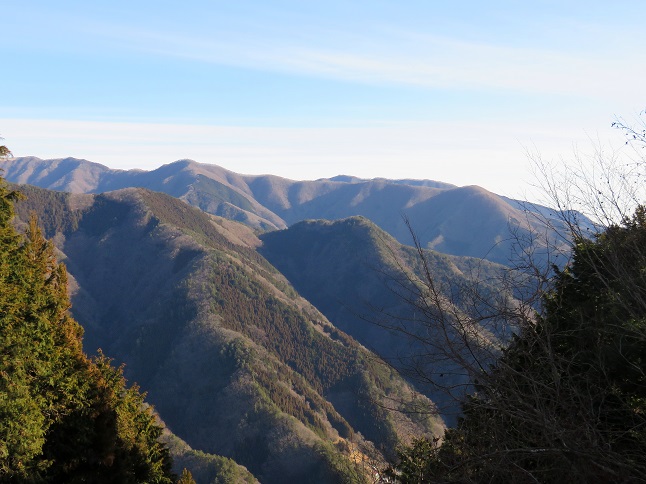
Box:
[7,157,285,232]
[259,217,517,423]
[5,157,572,266]
[161,431,258,484]
[14,184,444,483]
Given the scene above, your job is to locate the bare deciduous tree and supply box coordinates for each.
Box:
[383,115,646,483]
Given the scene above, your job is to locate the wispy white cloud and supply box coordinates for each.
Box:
[73,16,645,103]
[12,3,642,112]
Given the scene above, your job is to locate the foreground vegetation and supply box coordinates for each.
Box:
[0,168,177,481]
[390,209,646,482]
[387,119,646,482]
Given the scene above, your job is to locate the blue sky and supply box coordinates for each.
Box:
[2,1,644,197]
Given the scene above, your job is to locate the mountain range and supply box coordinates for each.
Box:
[4,156,572,267]
[12,183,447,483]
[3,156,562,482]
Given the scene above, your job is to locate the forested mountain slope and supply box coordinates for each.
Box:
[259,217,516,423]
[13,184,444,483]
[5,157,572,266]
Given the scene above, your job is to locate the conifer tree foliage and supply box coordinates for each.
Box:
[0,176,175,483]
[388,207,646,483]
[0,141,10,160]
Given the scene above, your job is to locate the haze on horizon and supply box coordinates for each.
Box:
[2,1,644,199]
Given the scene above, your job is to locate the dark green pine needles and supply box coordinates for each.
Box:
[0,178,176,483]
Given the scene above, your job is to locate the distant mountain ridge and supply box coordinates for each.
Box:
[325,174,457,189]
[4,156,572,266]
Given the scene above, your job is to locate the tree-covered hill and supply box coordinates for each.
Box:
[13,184,445,483]
[259,216,517,423]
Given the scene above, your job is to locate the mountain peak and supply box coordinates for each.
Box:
[326,175,364,183]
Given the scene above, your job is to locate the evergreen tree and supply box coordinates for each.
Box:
[0,175,175,482]
[0,142,10,159]
[176,468,196,484]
